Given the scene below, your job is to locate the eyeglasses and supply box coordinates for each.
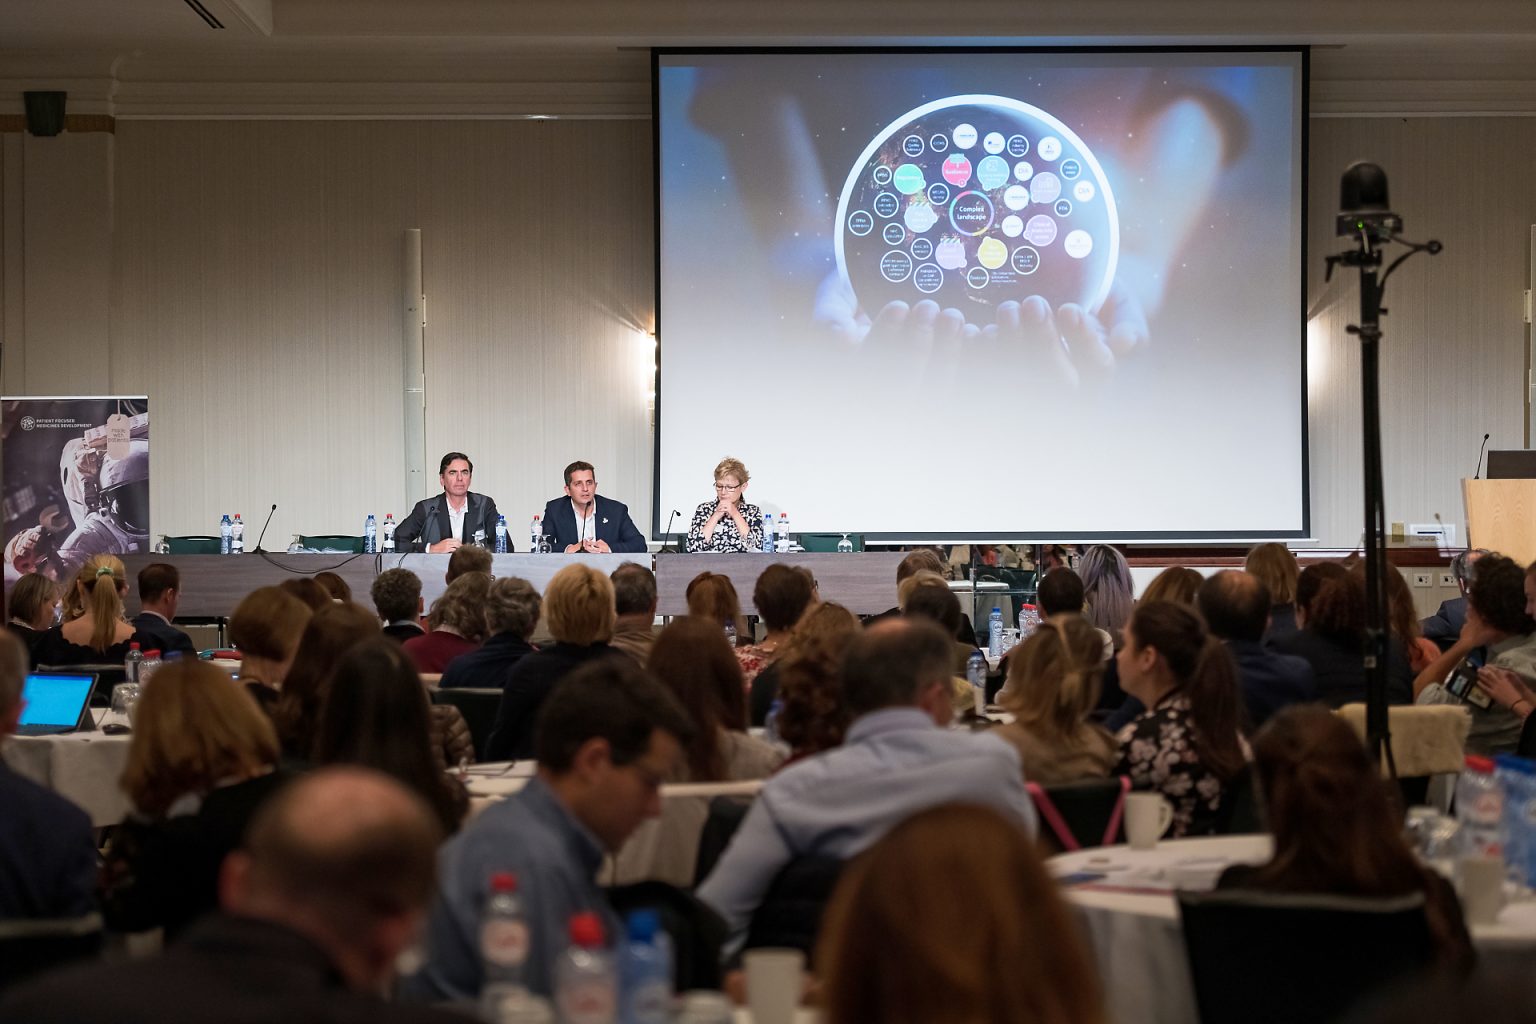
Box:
[714,482,742,492]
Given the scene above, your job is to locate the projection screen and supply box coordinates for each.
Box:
[654,48,1308,542]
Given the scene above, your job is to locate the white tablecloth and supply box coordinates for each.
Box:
[1051,836,1536,1024]
[3,711,133,827]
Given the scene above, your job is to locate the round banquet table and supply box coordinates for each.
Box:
[3,710,133,827]
[1050,835,1536,1024]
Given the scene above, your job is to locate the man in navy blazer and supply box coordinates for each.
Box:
[131,562,198,658]
[1198,570,1316,730]
[541,461,647,554]
[394,452,503,553]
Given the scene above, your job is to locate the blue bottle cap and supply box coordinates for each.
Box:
[626,908,660,942]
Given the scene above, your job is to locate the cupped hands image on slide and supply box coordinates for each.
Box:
[657,51,1305,539]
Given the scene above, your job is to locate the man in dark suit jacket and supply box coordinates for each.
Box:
[1199,570,1317,729]
[1422,548,1490,653]
[541,460,647,554]
[394,452,503,553]
[0,768,466,1024]
[131,563,197,658]
[0,632,97,920]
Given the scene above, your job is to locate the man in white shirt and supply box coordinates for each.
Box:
[394,452,503,554]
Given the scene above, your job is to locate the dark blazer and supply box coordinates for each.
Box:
[541,494,647,553]
[0,914,470,1024]
[1226,638,1318,730]
[394,491,503,551]
[1422,597,1468,653]
[382,621,426,643]
[440,631,536,691]
[484,643,621,761]
[1272,628,1414,708]
[0,762,97,920]
[131,612,198,659]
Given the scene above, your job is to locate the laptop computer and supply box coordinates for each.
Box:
[15,672,98,736]
[1486,449,1536,479]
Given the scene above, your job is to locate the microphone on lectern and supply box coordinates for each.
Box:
[1474,433,1491,480]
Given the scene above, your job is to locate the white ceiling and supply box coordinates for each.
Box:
[2,0,1535,117]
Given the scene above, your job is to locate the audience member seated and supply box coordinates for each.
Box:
[313,639,468,832]
[277,576,332,611]
[372,568,426,642]
[898,571,981,715]
[440,576,540,691]
[1385,565,1440,674]
[1245,542,1302,645]
[5,572,58,661]
[993,617,1116,784]
[862,547,946,626]
[817,805,1106,1024]
[736,564,818,685]
[1216,705,1473,970]
[608,562,659,663]
[103,659,287,937]
[31,554,143,669]
[752,602,862,747]
[1114,601,1250,837]
[1272,566,1413,709]
[0,630,96,919]
[1422,547,1490,653]
[313,571,352,603]
[1197,570,1316,731]
[228,586,312,713]
[1002,566,1122,710]
[1292,561,1348,630]
[1078,544,1134,651]
[410,658,692,1002]
[1415,554,1536,755]
[272,602,381,763]
[1140,565,1205,607]
[445,544,492,584]
[2,768,463,1024]
[130,562,197,658]
[627,618,785,885]
[685,571,747,646]
[403,570,490,674]
[697,621,1036,951]
[484,564,622,761]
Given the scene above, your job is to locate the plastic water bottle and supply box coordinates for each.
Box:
[381,514,396,553]
[761,512,775,554]
[230,514,244,554]
[363,514,377,554]
[139,649,163,685]
[764,698,784,746]
[618,910,672,1024]
[219,514,233,555]
[1496,756,1536,886]
[123,641,143,684]
[495,515,509,554]
[967,650,988,716]
[774,512,791,553]
[480,872,532,1017]
[1457,755,1504,859]
[1018,603,1042,639]
[530,515,543,553]
[988,607,1003,658]
[555,912,616,1024]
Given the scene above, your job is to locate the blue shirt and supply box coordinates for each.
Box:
[696,707,1036,946]
[407,775,619,1002]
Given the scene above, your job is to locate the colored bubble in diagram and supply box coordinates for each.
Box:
[834,94,1118,318]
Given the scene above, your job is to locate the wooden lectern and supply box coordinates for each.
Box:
[1463,479,1536,566]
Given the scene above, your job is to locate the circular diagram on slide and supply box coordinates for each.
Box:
[835,94,1118,318]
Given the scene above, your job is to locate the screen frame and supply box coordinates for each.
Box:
[651,44,1311,544]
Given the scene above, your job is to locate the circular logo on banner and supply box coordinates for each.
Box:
[19,417,35,431]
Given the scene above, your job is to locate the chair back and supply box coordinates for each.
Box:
[742,855,844,965]
[0,913,103,992]
[299,534,364,553]
[164,536,221,554]
[431,688,501,762]
[694,795,753,886]
[796,533,864,552]
[1177,889,1435,1024]
[1520,712,1536,758]
[1027,776,1130,853]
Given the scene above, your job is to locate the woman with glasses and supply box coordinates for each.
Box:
[685,456,766,553]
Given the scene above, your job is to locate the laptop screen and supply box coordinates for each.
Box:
[18,673,95,728]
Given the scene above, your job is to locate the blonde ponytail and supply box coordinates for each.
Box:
[75,556,126,652]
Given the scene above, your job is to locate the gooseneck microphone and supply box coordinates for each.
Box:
[1474,432,1491,480]
[253,503,278,553]
[662,509,681,553]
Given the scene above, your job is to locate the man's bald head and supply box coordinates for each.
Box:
[1197,570,1272,643]
[222,768,442,987]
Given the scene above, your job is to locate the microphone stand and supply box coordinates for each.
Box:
[662,509,680,554]
[1325,165,1442,776]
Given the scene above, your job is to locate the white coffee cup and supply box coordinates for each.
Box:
[744,947,804,1024]
[1455,855,1505,925]
[1124,792,1174,850]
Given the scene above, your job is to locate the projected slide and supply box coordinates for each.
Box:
[656,50,1306,541]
